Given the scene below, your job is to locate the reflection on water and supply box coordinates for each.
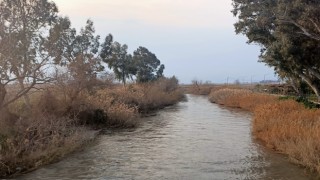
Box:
[19,95,314,180]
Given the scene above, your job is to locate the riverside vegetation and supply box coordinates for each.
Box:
[1,0,320,178]
[229,0,320,174]
[209,88,320,174]
[0,0,184,177]
[0,77,184,177]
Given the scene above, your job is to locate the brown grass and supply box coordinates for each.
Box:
[209,88,277,111]
[209,88,320,174]
[182,81,215,95]
[185,83,256,96]
[186,84,213,95]
[253,101,320,173]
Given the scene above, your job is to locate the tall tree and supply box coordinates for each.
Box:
[132,47,165,83]
[51,19,105,101]
[232,0,320,99]
[101,36,135,85]
[0,0,60,109]
[277,0,320,41]
[67,20,104,83]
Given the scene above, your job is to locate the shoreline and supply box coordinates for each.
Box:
[0,79,184,178]
[208,88,320,175]
[12,101,181,178]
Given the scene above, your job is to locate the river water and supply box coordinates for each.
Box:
[19,95,314,180]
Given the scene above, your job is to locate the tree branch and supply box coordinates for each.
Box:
[279,18,320,41]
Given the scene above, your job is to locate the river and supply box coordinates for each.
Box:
[19,95,314,180]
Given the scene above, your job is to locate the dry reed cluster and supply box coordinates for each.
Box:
[186,84,213,95]
[209,88,277,111]
[254,101,320,173]
[209,88,320,174]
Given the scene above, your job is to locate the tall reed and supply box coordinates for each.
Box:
[209,88,320,173]
[253,100,320,172]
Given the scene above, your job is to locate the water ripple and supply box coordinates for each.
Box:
[19,95,313,180]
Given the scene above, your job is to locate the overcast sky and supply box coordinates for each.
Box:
[54,0,277,84]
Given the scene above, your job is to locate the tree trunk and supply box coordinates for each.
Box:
[289,78,303,96]
[122,71,126,86]
[0,83,6,110]
[17,77,32,109]
[308,68,320,80]
[300,74,320,100]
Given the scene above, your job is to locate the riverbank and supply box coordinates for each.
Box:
[18,95,312,179]
[0,77,184,178]
[209,88,320,175]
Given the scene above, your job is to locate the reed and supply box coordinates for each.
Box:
[209,88,320,173]
[209,88,276,111]
[253,100,320,173]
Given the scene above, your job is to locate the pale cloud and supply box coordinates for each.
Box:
[54,0,234,29]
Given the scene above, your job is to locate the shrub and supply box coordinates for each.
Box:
[97,77,184,113]
[106,102,139,127]
[77,109,107,126]
[279,96,320,109]
[296,97,320,109]
[86,89,139,128]
[0,113,94,177]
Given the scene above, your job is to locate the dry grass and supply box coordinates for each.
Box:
[185,84,213,95]
[209,88,320,174]
[209,88,277,111]
[253,101,320,173]
[209,88,251,104]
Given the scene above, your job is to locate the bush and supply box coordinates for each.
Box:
[95,77,184,113]
[0,113,94,177]
[296,97,320,109]
[279,96,320,109]
[77,109,107,126]
[87,90,139,128]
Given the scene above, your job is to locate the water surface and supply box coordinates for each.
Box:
[20,95,314,179]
